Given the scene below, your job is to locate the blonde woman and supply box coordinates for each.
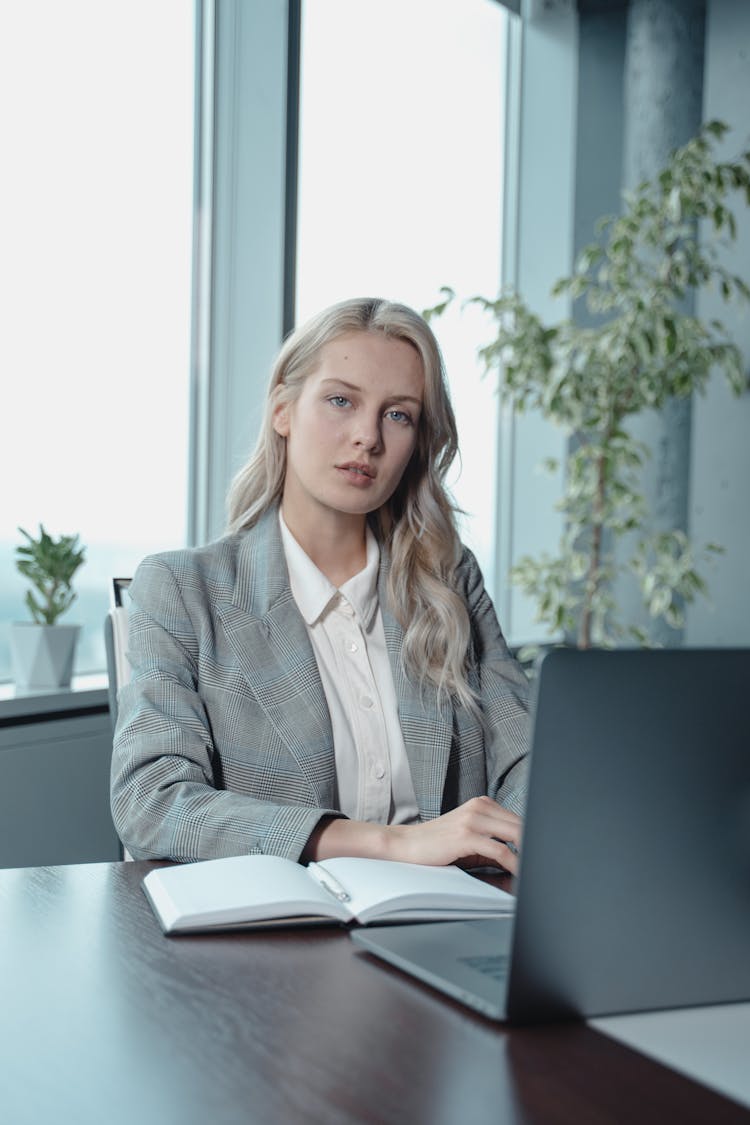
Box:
[111,298,530,871]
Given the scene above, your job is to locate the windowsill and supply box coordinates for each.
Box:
[0,674,110,723]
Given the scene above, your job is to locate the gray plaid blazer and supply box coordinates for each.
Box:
[110,507,530,862]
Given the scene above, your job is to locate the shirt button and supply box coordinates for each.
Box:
[373,763,385,780]
[347,641,358,653]
[341,602,355,617]
[360,696,374,709]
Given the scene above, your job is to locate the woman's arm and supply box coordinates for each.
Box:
[303,797,522,873]
[110,554,344,863]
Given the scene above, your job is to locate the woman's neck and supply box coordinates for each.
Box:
[280,505,368,588]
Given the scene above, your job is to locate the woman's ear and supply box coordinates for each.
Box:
[272,395,290,437]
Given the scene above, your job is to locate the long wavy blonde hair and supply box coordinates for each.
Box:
[226,297,476,708]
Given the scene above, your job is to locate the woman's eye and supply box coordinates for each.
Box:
[327,395,351,408]
[386,409,412,425]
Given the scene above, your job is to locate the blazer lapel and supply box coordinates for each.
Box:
[378,554,454,821]
[216,512,454,819]
[216,510,337,805]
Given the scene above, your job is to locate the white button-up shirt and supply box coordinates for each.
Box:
[279,514,419,825]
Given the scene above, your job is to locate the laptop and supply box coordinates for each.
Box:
[351,647,750,1023]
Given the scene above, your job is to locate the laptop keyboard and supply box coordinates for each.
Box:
[457,954,510,982]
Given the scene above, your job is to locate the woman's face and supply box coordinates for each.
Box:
[273,330,424,529]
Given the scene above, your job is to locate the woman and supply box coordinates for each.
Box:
[111,298,530,871]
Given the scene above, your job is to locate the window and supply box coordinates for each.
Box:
[296,0,508,590]
[0,0,195,681]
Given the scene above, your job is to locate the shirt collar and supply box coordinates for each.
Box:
[278,511,380,629]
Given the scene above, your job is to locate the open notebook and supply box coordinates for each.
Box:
[143,855,515,933]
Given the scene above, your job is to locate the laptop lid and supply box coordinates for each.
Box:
[353,648,750,1024]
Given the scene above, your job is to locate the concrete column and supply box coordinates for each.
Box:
[616,0,706,645]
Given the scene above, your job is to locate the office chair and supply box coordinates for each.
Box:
[104,577,132,730]
[104,577,132,860]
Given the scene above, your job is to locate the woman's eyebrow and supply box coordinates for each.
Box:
[383,395,423,407]
[319,377,422,405]
[319,377,361,392]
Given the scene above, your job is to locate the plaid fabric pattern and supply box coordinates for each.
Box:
[110,507,530,862]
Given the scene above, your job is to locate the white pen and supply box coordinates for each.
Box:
[311,863,351,903]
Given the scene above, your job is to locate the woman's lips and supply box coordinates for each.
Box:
[336,462,376,485]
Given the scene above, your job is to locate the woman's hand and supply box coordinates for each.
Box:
[386,797,522,874]
[304,796,522,874]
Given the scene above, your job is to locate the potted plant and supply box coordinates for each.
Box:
[428,120,750,651]
[10,524,87,689]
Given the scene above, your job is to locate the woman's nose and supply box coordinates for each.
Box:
[352,415,382,452]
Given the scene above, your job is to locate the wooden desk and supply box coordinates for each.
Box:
[1,861,747,1125]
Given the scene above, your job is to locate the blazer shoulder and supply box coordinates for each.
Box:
[453,543,486,603]
[131,510,286,619]
[134,533,243,582]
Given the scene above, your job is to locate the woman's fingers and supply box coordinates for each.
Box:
[388,796,523,872]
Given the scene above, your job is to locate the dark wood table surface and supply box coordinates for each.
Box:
[1,860,747,1125]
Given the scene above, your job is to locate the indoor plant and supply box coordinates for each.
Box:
[10,524,86,689]
[428,121,750,650]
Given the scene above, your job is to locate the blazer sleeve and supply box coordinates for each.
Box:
[109,555,342,863]
[458,548,532,815]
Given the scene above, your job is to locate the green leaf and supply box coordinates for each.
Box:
[430,118,747,648]
[14,524,86,625]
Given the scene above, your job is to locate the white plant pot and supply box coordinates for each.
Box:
[10,623,80,689]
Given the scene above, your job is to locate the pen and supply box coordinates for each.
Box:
[312,864,352,903]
